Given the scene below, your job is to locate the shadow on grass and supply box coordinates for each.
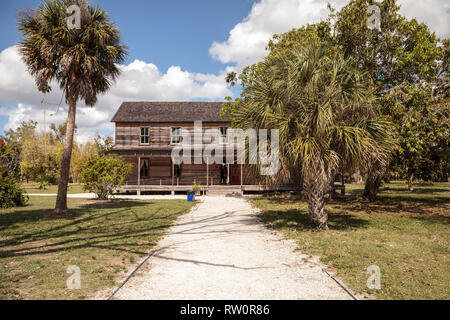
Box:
[0,201,150,229]
[0,201,183,258]
[331,195,448,214]
[261,208,369,231]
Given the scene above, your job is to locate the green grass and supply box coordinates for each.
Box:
[251,181,450,300]
[23,184,85,195]
[0,196,195,300]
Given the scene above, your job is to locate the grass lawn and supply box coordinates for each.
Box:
[0,196,195,300]
[23,184,85,195]
[251,181,449,300]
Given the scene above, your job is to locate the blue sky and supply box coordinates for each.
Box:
[0,0,255,73]
[0,0,448,142]
[0,0,256,138]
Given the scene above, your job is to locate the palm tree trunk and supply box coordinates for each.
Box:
[55,96,77,213]
[363,171,382,201]
[304,178,328,230]
[363,159,385,202]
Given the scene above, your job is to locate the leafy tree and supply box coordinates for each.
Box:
[0,173,28,208]
[387,85,449,189]
[93,133,114,156]
[71,141,98,183]
[225,72,237,87]
[20,132,61,188]
[331,0,444,197]
[18,0,127,213]
[0,137,22,178]
[226,42,392,229]
[5,120,37,144]
[80,155,131,200]
[49,122,77,144]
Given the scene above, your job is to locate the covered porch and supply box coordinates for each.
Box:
[119,153,248,195]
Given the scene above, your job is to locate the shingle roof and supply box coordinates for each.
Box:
[111,101,228,123]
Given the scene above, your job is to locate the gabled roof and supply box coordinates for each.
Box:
[111,101,228,123]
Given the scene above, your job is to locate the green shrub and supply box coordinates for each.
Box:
[0,173,28,208]
[80,155,131,200]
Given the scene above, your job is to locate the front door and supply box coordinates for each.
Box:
[230,164,241,185]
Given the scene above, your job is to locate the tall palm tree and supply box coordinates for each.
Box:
[18,0,126,213]
[229,42,393,229]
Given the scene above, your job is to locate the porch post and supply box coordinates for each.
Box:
[240,163,243,187]
[206,156,209,187]
[137,156,141,196]
[171,161,175,195]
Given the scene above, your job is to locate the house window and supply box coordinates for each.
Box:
[140,127,149,144]
[171,127,181,144]
[174,164,181,178]
[220,127,229,144]
[140,159,149,177]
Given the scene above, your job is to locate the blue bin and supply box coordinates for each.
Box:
[187,191,195,202]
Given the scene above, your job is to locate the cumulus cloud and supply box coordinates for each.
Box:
[397,0,449,39]
[210,0,449,68]
[209,0,348,68]
[1,0,448,143]
[0,46,231,143]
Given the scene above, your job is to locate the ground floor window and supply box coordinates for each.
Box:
[140,159,149,177]
[220,164,228,184]
[174,164,181,177]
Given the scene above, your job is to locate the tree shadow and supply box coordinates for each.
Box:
[261,208,369,231]
[328,193,449,227]
[0,201,150,231]
[0,200,184,258]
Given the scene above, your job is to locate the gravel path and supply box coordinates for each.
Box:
[113,196,354,300]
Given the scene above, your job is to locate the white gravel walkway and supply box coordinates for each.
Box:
[112,196,354,300]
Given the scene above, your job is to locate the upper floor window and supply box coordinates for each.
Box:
[140,127,149,144]
[220,127,229,144]
[171,127,181,144]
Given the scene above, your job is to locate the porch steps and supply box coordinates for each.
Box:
[206,186,243,196]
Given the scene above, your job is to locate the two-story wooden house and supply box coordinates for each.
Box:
[110,101,300,195]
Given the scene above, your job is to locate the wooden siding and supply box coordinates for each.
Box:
[115,122,231,148]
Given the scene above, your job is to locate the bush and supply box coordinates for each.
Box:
[0,173,28,208]
[80,155,131,200]
[192,183,201,191]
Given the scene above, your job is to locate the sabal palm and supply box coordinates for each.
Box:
[231,42,392,229]
[18,0,126,212]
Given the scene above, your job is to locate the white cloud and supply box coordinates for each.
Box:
[1,0,448,143]
[398,0,449,39]
[0,46,231,143]
[210,0,449,68]
[209,0,348,68]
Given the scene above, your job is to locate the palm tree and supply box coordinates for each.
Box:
[225,72,238,87]
[18,0,126,213]
[229,42,393,229]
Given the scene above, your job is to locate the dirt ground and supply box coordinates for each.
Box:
[111,196,355,300]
